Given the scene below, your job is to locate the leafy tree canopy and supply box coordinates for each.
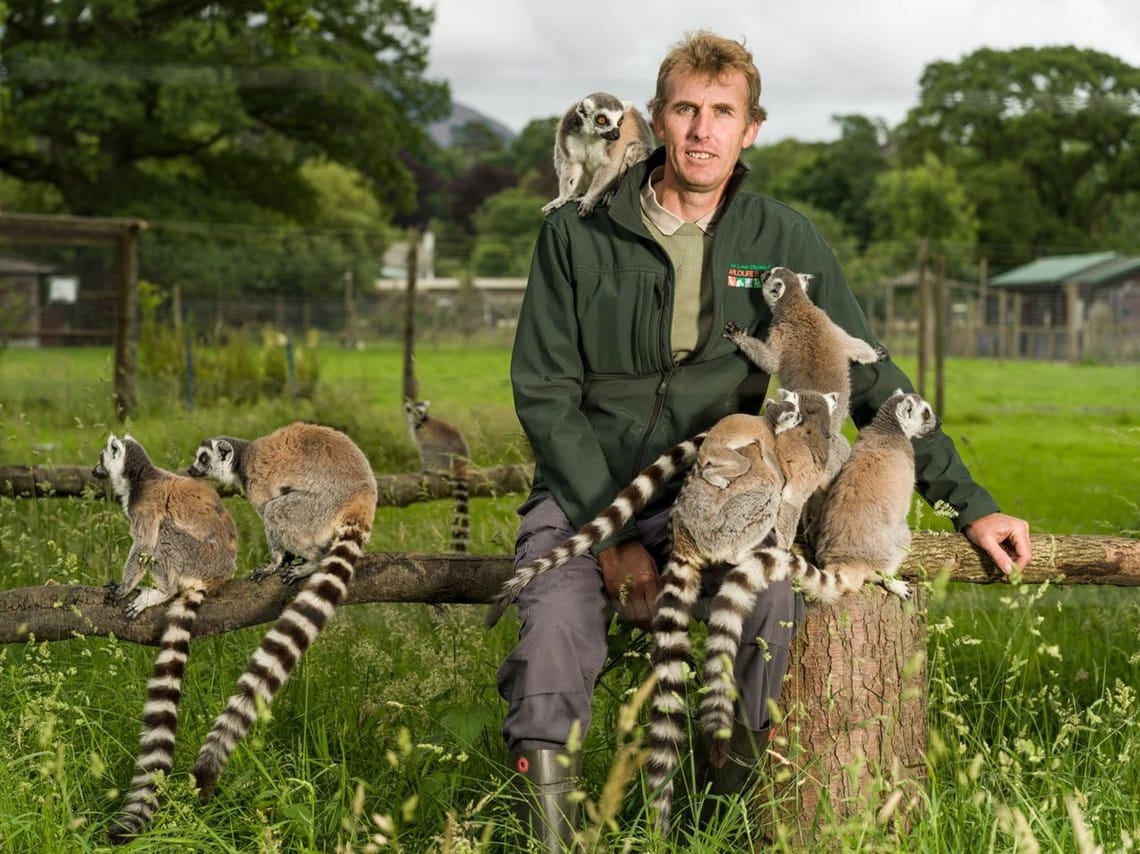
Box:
[752,115,890,250]
[869,152,978,275]
[469,185,545,277]
[0,0,449,222]
[895,45,1140,259]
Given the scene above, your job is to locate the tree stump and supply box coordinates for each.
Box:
[764,588,927,842]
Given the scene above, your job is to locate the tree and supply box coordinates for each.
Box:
[868,153,978,273]
[509,116,561,200]
[756,115,890,250]
[0,1,448,222]
[895,46,1140,261]
[469,186,545,277]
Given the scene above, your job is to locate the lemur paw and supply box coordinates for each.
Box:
[542,197,569,216]
[881,577,911,600]
[250,563,280,582]
[103,579,123,604]
[723,321,747,341]
[281,564,315,585]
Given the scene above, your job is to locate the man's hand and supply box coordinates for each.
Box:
[963,512,1032,575]
[598,540,660,629]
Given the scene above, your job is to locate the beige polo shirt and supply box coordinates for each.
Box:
[640,168,718,360]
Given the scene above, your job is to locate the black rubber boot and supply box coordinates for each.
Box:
[706,722,770,797]
[508,748,582,853]
[693,722,771,834]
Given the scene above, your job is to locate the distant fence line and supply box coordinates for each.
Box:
[8,283,1138,360]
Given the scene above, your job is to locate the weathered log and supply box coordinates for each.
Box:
[0,463,533,505]
[0,552,511,646]
[907,530,1140,586]
[0,533,1135,646]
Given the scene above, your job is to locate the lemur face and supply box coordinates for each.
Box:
[189,439,239,487]
[579,95,625,141]
[761,267,813,309]
[93,433,139,510]
[894,391,941,439]
[767,390,803,435]
[403,400,430,429]
[92,434,126,481]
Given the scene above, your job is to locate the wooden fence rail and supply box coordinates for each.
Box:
[0,463,533,505]
[2,533,1136,646]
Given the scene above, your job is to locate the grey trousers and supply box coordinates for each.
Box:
[496,496,804,751]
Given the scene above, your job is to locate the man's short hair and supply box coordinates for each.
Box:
[648,30,768,127]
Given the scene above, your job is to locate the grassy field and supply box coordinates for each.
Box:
[1,344,1139,852]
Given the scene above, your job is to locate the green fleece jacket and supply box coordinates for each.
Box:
[510,148,999,540]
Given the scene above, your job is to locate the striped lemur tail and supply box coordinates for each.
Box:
[696,547,841,770]
[643,545,843,830]
[108,584,207,845]
[484,432,708,628]
[189,523,368,799]
[449,467,470,553]
[643,548,704,832]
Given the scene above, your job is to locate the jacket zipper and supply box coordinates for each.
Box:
[630,275,675,478]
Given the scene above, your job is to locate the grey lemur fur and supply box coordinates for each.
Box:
[93,434,238,844]
[185,421,377,798]
[404,400,471,552]
[724,265,884,536]
[542,91,653,218]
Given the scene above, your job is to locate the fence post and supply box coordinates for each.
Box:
[113,225,141,422]
[184,335,195,412]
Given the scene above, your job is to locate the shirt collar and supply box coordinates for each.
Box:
[639,166,718,235]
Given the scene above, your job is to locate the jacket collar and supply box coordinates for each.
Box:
[609,146,752,235]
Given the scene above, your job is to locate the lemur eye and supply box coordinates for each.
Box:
[596,116,608,126]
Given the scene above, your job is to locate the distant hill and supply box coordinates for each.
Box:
[429,101,516,148]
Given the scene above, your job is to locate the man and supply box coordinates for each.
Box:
[501,30,1032,847]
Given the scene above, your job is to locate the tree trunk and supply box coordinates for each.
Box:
[768,589,926,842]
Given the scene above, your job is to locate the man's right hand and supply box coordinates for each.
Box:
[598,540,660,629]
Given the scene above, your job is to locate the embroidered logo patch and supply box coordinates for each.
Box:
[726,264,771,288]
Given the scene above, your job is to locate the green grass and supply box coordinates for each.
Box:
[1,345,1139,851]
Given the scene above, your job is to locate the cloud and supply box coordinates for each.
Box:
[422,0,1140,143]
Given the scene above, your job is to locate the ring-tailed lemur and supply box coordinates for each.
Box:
[93,434,238,845]
[404,400,471,553]
[769,388,839,549]
[724,265,885,534]
[795,389,940,602]
[542,91,654,218]
[185,422,377,798]
[691,388,837,773]
[644,391,845,830]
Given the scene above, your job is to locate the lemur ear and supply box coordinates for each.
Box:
[217,440,234,463]
[778,388,796,402]
[823,392,839,413]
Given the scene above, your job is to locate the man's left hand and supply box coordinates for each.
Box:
[963,512,1032,575]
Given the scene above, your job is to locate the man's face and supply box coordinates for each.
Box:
[653,70,761,198]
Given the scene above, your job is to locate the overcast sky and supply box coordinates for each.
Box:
[422,0,1140,144]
